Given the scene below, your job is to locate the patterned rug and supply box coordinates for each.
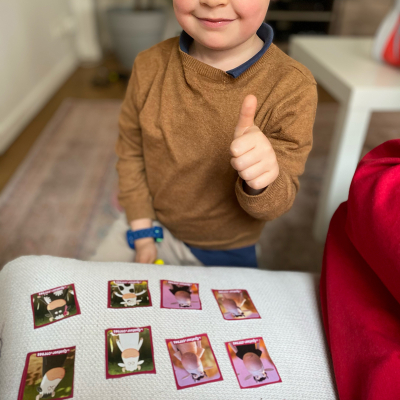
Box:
[0,99,121,268]
[0,98,399,271]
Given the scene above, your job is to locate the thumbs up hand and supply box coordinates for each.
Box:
[230,95,279,194]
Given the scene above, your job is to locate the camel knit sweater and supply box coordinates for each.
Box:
[116,36,318,250]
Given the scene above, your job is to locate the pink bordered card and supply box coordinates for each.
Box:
[165,333,223,390]
[212,289,261,320]
[108,280,151,308]
[31,284,81,329]
[160,280,202,310]
[105,326,156,379]
[18,346,76,400]
[225,337,281,389]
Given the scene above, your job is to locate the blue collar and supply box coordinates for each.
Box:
[179,22,274,78]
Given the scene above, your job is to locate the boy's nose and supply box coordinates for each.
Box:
[199,0,229,7]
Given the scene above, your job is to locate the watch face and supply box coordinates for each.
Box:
[153,227,163,240]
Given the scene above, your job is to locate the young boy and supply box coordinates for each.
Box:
[91,0,318,267]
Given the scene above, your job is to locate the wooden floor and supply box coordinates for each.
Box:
[0,54,336,193]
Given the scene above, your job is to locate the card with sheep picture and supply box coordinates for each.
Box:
[105,326,156,379]
[165,333,223,390]
[108,280,151,308]
[18,346,76,400]
[212,289,261,320]
[225,337,281,389]
[160,280,202,310]
[31,284,81,329]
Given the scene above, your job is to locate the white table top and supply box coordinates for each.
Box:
[290,36,400,109]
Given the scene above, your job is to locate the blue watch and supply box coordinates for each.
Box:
[126,227,164,250]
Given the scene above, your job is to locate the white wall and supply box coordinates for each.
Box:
[0,0,79,154]
[0,0,178,154]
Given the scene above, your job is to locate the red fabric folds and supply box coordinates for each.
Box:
[320,139,400,400]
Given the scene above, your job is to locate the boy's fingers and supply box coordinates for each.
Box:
[234,94,257,139]
[230,128,259,157]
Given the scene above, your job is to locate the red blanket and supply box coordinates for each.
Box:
[320,139,400,400]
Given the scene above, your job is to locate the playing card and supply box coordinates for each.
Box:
[108,280,151,308]
[18,347,76,400]
[212,289,261,320]
[160,280,202,310]
[31,284,80,329]
[225,337,281,389]
[165,333,223,390]
[105,326,156,379]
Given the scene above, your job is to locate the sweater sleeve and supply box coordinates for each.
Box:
[235,81,318,221]
[115,60,156,223]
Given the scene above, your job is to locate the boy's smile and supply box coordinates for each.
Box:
[174,0,270,71]
[196,17,236,28]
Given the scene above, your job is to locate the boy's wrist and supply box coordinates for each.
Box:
[130,218,152,231]
[243,181,267,196]
[134,237,156,249]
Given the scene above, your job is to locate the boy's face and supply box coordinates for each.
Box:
[173,0,270,50]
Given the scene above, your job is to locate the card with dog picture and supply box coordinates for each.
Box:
[160,280,202,310]
[18,346,76,400]
[31,284,81,329]
[225,337,281,389]
[105,326,156,379]
[165,333,223,390]
[108,280,151,308]
[212,289,261,320]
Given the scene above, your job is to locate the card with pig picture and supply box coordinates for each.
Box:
[18,347,76,400]
[212,289,261,320]
[225,337,281,389]
[31,284,80,329]
[105,326,156,378]
[108,280,151,308]
[160,280,202,310]
[165,334,223,390]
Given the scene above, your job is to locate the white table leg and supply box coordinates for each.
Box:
[313,104,371,242]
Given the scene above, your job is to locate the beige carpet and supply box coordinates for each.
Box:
[0,98,399,271]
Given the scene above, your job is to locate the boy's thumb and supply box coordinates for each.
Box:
[234,94,257,139]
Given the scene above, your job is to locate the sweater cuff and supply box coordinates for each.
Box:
[124,202,157,225]
[235,172,288,220]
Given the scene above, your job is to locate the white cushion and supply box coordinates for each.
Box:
[0,256,337,399]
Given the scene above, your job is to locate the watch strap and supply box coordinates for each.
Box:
[126,227,164,250]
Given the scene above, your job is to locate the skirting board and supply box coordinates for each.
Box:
[0,53,79,154]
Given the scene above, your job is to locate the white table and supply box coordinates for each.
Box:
[289,36,400,241]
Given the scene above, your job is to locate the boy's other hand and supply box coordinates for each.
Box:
[230,94,279,194]
[134,237,158,264]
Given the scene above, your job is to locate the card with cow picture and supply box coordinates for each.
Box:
[105,326,156,379]
[160,280,202,310]
[165,333,223,390]
[18,346,76,400]
[225,337,281,389]
[31,284,81,329]
[108,280,151,308]
[212,289,261,320]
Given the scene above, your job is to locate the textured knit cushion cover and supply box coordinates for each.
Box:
[0,256,337,399]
